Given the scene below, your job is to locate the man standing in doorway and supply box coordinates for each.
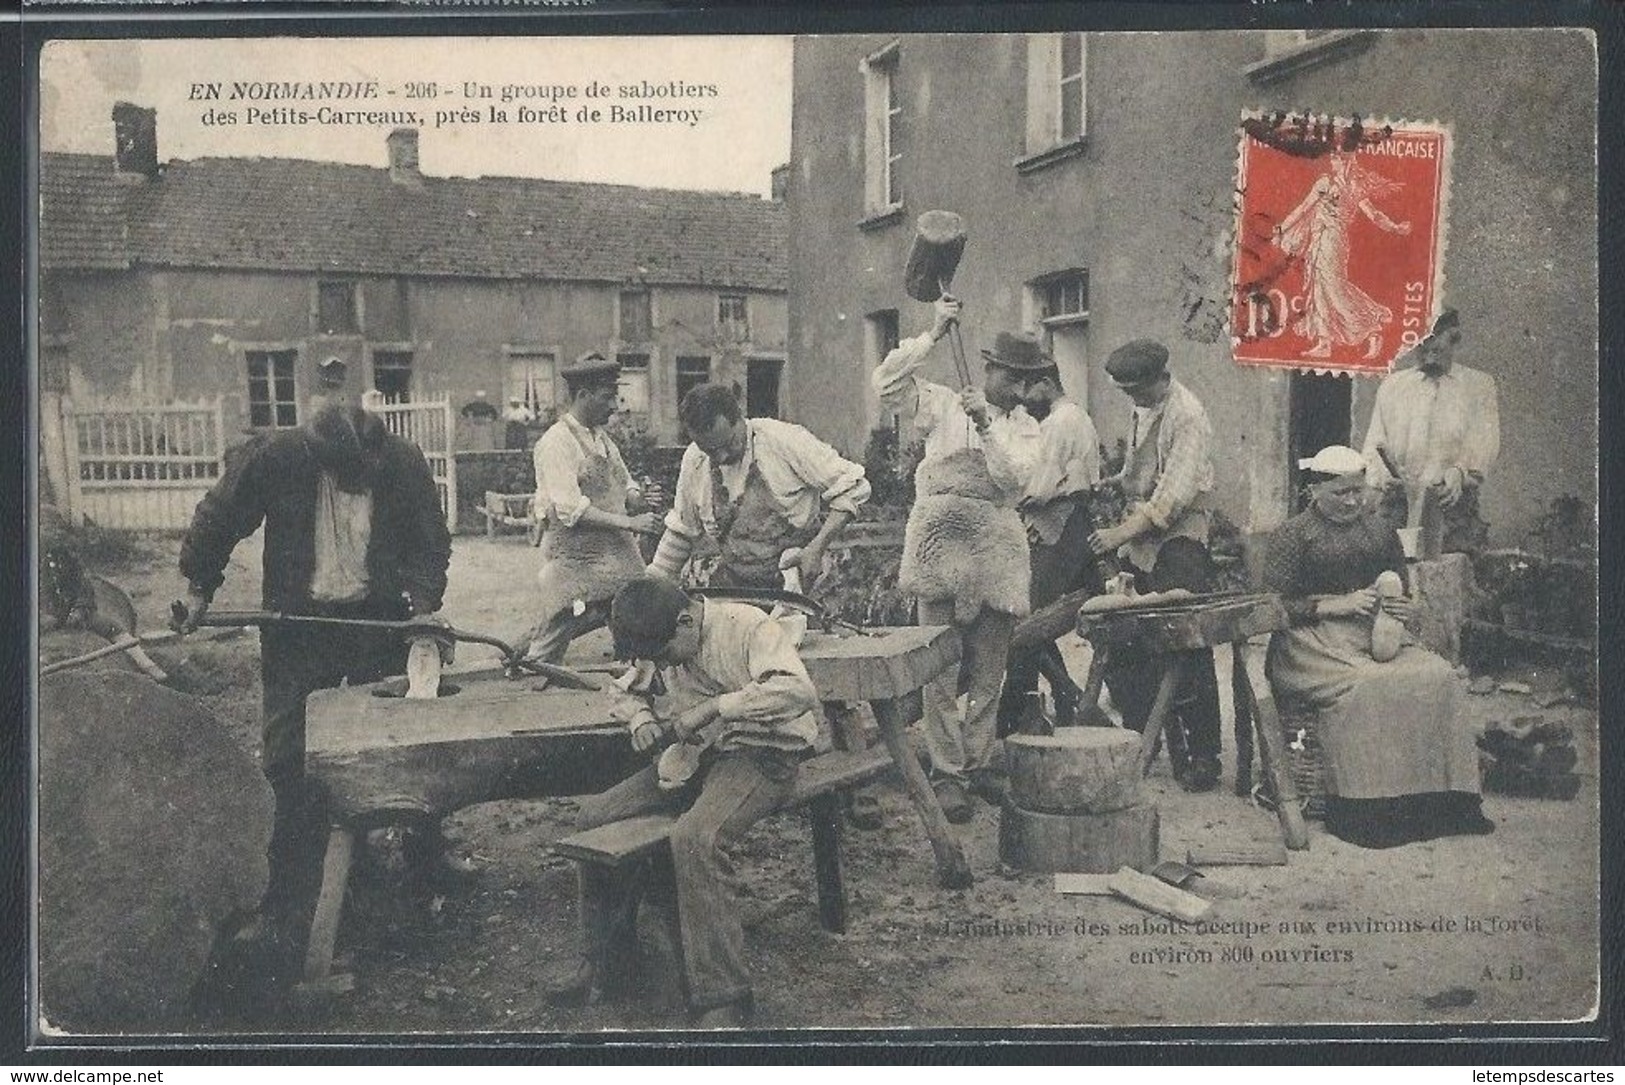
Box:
[872,300,1042,821]
[1361,309,1500,555]
[178,393,452,980]
[1088,338,1223,791]
[520,353,663,663]
[647,382,870,592]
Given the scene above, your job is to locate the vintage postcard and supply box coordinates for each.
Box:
[32,25,1600,1042]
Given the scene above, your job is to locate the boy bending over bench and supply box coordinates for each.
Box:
[550,574,820,1027]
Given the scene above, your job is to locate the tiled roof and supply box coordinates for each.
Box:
[39,153,129,270]
[41,153,786,290]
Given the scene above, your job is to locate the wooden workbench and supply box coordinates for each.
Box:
[297,622,967,993]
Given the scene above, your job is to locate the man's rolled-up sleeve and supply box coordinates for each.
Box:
[534,428,591,527]
[779,424,870,517]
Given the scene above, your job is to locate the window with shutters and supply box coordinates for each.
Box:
[618,289,653,342]
[506,350,557,421]
[316,280,359,335]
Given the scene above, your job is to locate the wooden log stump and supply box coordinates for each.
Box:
[997,799,1158,874]
[1006,729,1142,814]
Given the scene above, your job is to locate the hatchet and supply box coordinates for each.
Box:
[903,210,972,387]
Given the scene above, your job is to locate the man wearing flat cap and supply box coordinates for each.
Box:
[872,298,1042,821]
[1089,337,1224,791]
[518,352,663,662]
[1360,309,1500,555]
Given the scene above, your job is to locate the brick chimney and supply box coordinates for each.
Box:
[770,162,790,202]
[387,127,422,186]
[111,101,159,181]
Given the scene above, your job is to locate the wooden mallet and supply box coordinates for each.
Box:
[903,210,972,387]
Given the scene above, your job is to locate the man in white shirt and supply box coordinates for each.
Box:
[999,366,1107,732]
[550,575,821,1028]
[519,353,662,663]
[872,299,1043,821]
[648,383,870,590]
[1361,309,1501,554]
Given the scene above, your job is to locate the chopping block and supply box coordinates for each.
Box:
[1074,593,1309,852]
[299,666,640,994]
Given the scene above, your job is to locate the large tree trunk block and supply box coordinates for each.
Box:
[39,671,273,1032]
[1006,729,1142,814]
[1411,552,1473,663]
[997,799,1158,874]
[305,671,640,825]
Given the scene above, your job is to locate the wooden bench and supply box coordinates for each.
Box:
[552,744,896,938]
[480,491,540,544]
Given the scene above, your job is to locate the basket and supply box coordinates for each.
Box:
[1280,707,1326,820]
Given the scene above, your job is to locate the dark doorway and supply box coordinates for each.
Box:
[1287,372,1352,512]
[746,358,783,419]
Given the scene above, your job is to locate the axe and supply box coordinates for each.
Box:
[903,210,972,387]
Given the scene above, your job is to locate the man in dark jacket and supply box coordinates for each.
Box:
[179,401,452,975]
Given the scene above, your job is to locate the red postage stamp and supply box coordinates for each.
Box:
[1231,112,1450,374]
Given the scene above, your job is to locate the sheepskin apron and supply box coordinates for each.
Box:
[899,447,1030,623]
[710,461,819,589]
[531,433,646,635]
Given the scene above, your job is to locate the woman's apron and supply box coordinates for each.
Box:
[531,435,646,637]
[709,460,819,589]
[898,447,1031,624]
[1265,614,1480,799]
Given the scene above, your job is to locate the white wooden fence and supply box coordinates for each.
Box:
[51,393,457,534]
[61,398,226,530]
[373,393,457,533]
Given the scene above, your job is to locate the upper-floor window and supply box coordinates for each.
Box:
[717,294,750,341]
[619,289,653,342]
[1246,29,1375,85]
[1024,33,1088,162]
[862,42,902,216]
[317,280,359,335]
[246,349,299,428]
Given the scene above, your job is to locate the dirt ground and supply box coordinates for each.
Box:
[81,531,1600,1034]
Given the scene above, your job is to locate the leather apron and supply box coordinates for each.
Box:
[710,460,819,589]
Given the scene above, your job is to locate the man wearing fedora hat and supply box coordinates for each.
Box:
[518,352,663,663]
[1360,308,1500,555]
[1089,337,1224,791]
[998,362,1107,732]
[873,298,1043,819]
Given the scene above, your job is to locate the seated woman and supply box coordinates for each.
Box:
[1262,445,1494,848]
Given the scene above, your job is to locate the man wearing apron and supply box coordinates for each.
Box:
[647,383,870,594]
[1088,338,1223,792]
[998,365,1107,733]
[872,303,1043,823]
[520,354,663,663]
